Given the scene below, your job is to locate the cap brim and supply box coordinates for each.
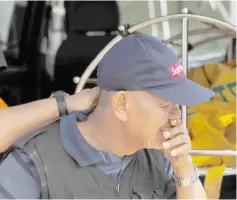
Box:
[148,79,215,106]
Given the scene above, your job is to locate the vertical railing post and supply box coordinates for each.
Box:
[181,7,189,128]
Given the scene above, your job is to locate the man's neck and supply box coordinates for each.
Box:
[77,111,135,157]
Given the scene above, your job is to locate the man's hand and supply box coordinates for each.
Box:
[162,119,194,179]
[66,87,100,113]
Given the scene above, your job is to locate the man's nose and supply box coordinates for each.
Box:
[169,104,181,119]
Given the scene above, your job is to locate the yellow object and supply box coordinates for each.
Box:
[188,60,236,168]
[0,98,8,108]
[204,165,226,199]
[188,60,236,199]
[184,61,236,199]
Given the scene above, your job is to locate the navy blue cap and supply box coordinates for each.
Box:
[97,34,214,105]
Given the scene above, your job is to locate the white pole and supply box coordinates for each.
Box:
[181,8,189,128]
[0,1,15,50]
[147,0,159,38]
[216,1,231,23]
[159,0,170,40]
[229,0,236,26]
[46,0,65,80]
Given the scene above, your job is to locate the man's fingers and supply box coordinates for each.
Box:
[88,87,101,106]
[170,118,181,126]
[90,87,101,96]
[169,143,191,156]
[162,132,190,149]
[92,86,100,92]
[170,119,176,126]
[163,124,186,139]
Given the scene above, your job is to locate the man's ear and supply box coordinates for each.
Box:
[112,91,128,122]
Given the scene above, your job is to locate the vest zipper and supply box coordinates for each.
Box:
[115,173,121,198]
[115,157,125,199]
[115,183,120,198]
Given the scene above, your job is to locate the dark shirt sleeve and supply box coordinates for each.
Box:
[0,149,41,199]
[164,157,176,199]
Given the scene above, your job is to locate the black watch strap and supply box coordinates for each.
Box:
[50,91,69,117]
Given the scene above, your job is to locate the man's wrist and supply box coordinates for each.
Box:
[50,91,69,117]
[171,156,195,179]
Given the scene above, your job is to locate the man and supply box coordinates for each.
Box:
[0,34,214,199]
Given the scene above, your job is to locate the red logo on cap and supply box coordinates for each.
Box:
[169,63,184,79]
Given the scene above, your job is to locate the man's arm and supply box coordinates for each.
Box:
[0,149,41,199]
[163,119,206,199]
[0,98,59,153]
[164,157,205,199]
[0,87,100,152]
[173,159,206,199]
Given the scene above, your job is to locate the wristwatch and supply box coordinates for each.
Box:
[172,164,199,187]
[50,90,69,118]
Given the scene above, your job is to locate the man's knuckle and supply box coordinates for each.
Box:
[179,134,185,141]
[172,126,180,135]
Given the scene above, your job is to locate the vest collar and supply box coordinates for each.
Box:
[60,109,106,166]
